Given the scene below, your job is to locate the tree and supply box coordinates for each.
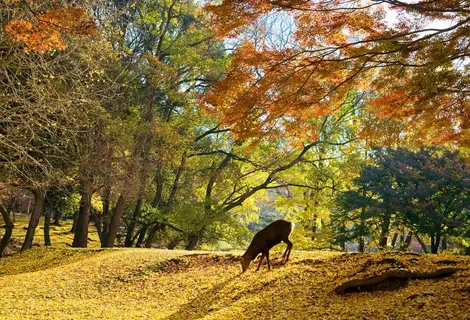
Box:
[336,147,470,253]
[205,1,470,145]
[1,1,121,251]
[0,202,14,257]
[91,0,229,248]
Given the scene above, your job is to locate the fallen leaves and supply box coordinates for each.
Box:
[0,249,469,319]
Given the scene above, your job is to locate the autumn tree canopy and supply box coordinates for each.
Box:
[204,0,470,145]
[4,0,97,54]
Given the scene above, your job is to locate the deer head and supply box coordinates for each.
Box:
[241,253,252,273]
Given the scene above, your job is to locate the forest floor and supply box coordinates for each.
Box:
[0,244,469,319]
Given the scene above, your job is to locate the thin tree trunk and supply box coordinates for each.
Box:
[379,215,390,249]
[442,235,447,251]
[151,166,164,208]
[125,197,143,247]
[145,223,162,248]
[167,237,182,250]
[399,230,405,247]
[72,184,92,248]
[90,209,104,245]
[358,212,365,253]
[135,225,148,248]
[339,221,346,252]
[21,188,46,251]
[105,194,126,247]
[430,234,441,254]
[44,209,51,246]
[379,235,388,249]
[400,231,412,251]
[0,203,14,257]
[100,184,111,247]
[311,213,318,241]
[415,233,429,253]
[358,237,365,253]
[391,233,399,248]
[358,138,368,254]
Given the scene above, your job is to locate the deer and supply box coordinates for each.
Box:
[241,219,295,273]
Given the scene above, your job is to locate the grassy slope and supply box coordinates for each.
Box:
[0,248,469,320]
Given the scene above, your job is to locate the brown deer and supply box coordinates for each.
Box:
[241,219,294,272]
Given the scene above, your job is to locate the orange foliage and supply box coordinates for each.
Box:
[204,0,470,145]
[5,7,97,54]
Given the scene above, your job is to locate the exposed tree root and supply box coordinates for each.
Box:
[335,268,465,294]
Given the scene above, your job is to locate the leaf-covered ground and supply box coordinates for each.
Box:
[0,216,101,255]
[0,248,469,319]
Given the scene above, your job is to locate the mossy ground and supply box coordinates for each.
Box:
[0,247,469,319]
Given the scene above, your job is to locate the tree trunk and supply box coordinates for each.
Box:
[391,233,399,248]
[124,197,143,247]
[44,209,51,246]
[151,166,164,208]
[135,225,148,248]
[21,188,46,251]
[100,184,111,247]
[167,237,182,250]
[441,235,447,251]
[104,194,126,247]
[415,233,429,253]
[400,231,412,251]
[311,213,318,241]
[358,204,366,253]
[430,234,441,254]
[186,233,199,251]
[338,221,346,252]
[358,237,365,253]
[70,211,79,233]
[72,185,92,248]
[0,203,14,257]
[379,235,388,249]
[379,215,390,249]
[145,223,162,248]
[90,209,104,245]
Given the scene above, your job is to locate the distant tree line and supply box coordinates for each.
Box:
[334,148,470,254]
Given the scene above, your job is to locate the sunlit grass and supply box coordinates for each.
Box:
[0,248,468,319]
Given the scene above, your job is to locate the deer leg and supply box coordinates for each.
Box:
[256,253,265,271]
[266,250,271,270]
[282,246,289,260]
[285,240,293,261]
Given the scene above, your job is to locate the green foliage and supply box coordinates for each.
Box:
[335,147,470,252]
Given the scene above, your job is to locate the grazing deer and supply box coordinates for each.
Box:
[241,219,295,272]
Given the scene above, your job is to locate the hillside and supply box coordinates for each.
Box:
[1,248,469,319]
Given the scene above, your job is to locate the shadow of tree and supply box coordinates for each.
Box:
[163,255,295,320]
[164,274,239,320]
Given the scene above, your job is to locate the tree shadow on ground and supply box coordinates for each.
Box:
[164,274,240,320]
[0,248,107,277]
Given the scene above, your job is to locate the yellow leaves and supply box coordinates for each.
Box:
[4,7,97,54]
[0,247,470,319]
